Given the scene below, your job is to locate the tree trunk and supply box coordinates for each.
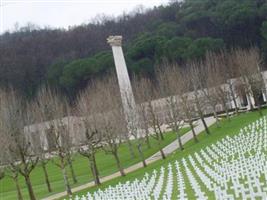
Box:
[176,133,183,151]
[222,101,230,121]
[194,93,210,135]
[200,115,210,135]
[256,94,263,116]
[41,161,52,192]
[145,128,151,149]
[119,138,122,145]
[13,175,23,200]
[159,128,164,140]
[113,152,126,176]
[189,121,198,143]
[142,112,151,149]
[160,148,166,159]
[67,155,77,184]
[60,157,72,196]
[175,126,183,151]
[137,143,147,167]
[155,117,164,141]
[89,153,101,186]
[212,107,220,128]
[24,175,36,200]
[157,137,165,159]
[0,171,4,180]
[126,137,135,159]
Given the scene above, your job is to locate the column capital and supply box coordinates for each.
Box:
[107,35,122,46]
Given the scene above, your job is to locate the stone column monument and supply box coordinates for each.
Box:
[107,35,139,135]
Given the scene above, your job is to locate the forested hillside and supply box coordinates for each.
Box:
[1,0,267,98]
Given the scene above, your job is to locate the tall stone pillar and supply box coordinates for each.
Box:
[107,36,139,135]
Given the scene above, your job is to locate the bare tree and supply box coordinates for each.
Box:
[0,126,23,200]
[119,87,142,159]
[128,77,155,167]
[98,78,128,175]
[200,54,222,126]
[117,106,136,159]
[35,86,73,196]
[40,157,52,192]
[235,48,266,115]
[0,89,39,200]
[133,77,151,149]
[175,68,199,143]
[64,109,78,184]
[210,54,232,120]
[187,62,211,135]
[156,65,185,150]
[0,131,6,181]
[137,104,151,149]
[76,81,104,186]
[221,50,241,114]
[101,111,127,176]
[199,53,231,122]
[126,107,148,168]
[134,78,166,159]
[6,169,23,200]
[28,101,53,193]
[0,169,4,180]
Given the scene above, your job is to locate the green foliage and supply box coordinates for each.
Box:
[262,21,267,40]
[215,0,257,26]
[60,58,97,89]
[44,0,267,96]
[127,35,224,65]
[130,58,154,75]
[261,21,267,61]
[94,51,114,70]
[186,37,224,59]
[259,2,267,19]
[112,31,224,77]
[127,34,165,60]
[47,61,67,88]
[162,37,192,62]
[47,51,114,95]
[156,22,182,38]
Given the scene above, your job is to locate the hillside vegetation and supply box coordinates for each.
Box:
[0,0,267,97]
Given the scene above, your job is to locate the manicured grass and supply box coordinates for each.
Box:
[67,109,267,199]
[0,127,190,200]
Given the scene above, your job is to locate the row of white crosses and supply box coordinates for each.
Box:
[175,161,187,200]
[153,167,165,200]
[68,116,267,200]
[162,164,174,200]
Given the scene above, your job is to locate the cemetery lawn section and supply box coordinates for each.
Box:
[0,127,190,200]
[67,108,267,200]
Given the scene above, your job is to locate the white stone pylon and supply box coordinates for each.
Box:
[107,35,140,136]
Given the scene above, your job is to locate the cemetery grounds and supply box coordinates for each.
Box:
[68,109,267,200]
[0,127,191,200]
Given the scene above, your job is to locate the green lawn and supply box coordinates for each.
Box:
[67,109,267,200]
[0,127,190,200]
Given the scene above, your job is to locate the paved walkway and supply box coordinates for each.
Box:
[42,117,216,200]
[147,116,215,162]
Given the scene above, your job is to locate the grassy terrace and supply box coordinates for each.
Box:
[65,109,267,200]
[0,127,190,200]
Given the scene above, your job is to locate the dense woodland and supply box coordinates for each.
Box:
[1,0,267,98]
